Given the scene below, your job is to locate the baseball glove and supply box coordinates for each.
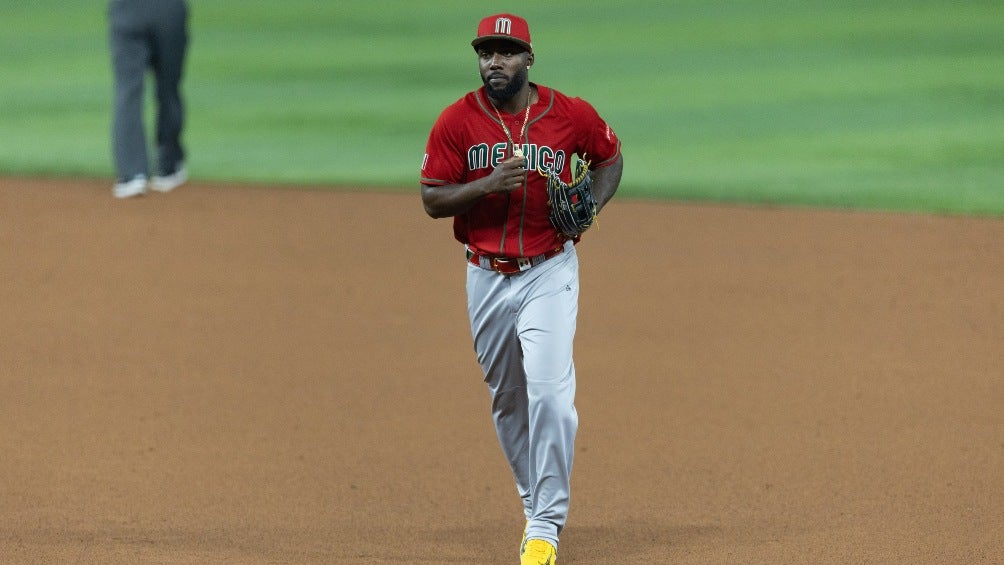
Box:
[539,156,598,238]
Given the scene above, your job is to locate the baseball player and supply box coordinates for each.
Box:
[108,0,189,198]
[420,13,623,564]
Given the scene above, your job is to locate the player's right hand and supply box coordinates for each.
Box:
[488,156,528,193]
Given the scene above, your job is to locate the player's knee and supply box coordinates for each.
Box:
[528,385,576,421]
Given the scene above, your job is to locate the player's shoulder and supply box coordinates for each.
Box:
[538,85,601,116]
[430,91,485,133]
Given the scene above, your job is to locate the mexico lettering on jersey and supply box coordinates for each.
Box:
[421,83,621,258]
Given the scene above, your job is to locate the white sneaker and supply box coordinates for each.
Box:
[113,174,147,198]
[151,164,188,192]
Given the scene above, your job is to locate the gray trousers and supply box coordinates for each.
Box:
[465,241,580,549]
[108,0,188,180]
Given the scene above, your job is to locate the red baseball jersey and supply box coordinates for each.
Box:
[421,84,621,258]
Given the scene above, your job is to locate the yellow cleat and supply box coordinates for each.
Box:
[520,538,557,565]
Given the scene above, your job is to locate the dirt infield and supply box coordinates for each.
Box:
[1,177,1001,564]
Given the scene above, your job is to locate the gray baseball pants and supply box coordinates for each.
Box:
[465,240,580,549]
[108,0,188,180]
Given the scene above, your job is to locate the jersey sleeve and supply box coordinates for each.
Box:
[421,104,467,186]
[574,98,621,169]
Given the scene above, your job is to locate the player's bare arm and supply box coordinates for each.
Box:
[421,155,527,218]
[590,154,624,213]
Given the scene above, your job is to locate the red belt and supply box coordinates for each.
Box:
[467,246,564,275]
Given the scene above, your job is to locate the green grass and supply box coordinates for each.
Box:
[1,0,1002,215]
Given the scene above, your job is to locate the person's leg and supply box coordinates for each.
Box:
[467,264,533,519]
[150,0,188,176]
[517,245,580,550]
[109,2,150,181]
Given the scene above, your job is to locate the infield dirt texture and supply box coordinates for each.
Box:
[1,177,1001,563]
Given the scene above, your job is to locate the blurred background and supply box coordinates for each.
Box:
[2,0,1002,214]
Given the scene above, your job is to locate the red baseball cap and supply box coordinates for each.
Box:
[471,13,532,53]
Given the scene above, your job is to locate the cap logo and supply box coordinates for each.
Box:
[494,17,512,35]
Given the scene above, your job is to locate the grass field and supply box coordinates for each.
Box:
[2,1,1002,215]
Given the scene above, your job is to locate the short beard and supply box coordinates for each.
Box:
[482,67,527,102]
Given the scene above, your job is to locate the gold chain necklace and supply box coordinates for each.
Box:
[491,89,532,159]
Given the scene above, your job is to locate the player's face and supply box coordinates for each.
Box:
[477,40,532,101]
